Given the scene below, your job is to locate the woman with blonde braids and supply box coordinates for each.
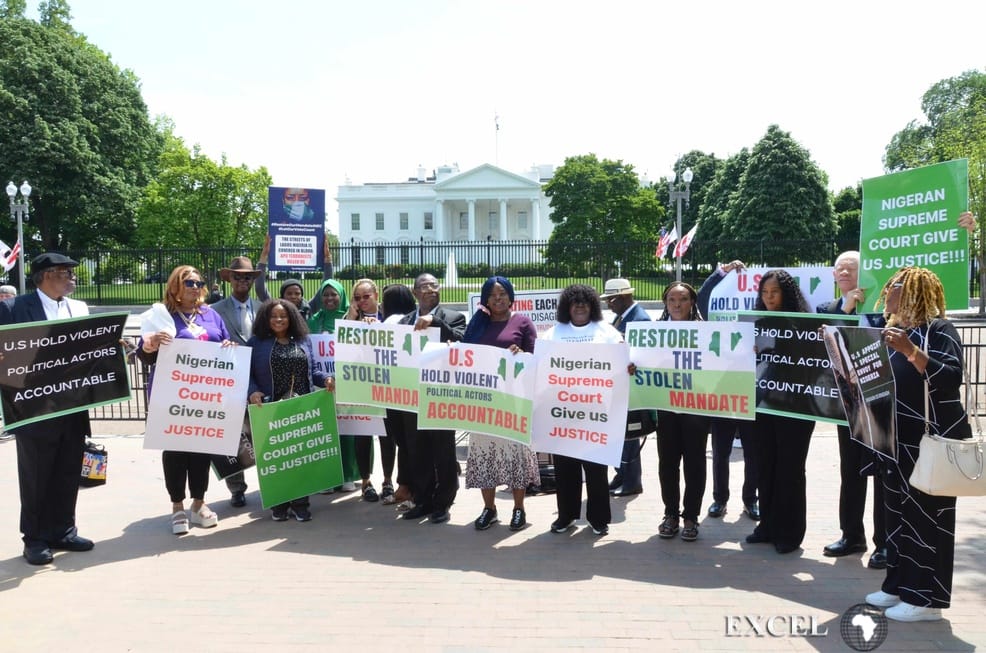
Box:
[864,267,970,622]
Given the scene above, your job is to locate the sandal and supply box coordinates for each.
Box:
[171,511,189,535]
[190,504,219,528]
[680,520,699,542]
[362,484,379,502]
[658,515,679,539]
[381,483,396,504]
[395,499,415,513]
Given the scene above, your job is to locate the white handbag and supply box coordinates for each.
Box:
[908,340,986,497]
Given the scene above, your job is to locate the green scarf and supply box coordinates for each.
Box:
[308,279,348,334]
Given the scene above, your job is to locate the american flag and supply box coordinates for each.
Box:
[655,226,677,258]
[0,239,20,272]
[673,224,698,258]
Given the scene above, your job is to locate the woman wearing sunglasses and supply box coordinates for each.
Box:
[137,265,234,535]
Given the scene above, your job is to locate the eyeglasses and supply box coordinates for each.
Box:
[416,282,440,290]
[232,274,254,282]
[354,294,375,301]
[49,269,77,280]
[183,280,206,288]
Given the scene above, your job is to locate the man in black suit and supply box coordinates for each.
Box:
[817,250,886,569]
[398,273,466,524]
[600,278,653,497]
[0,253,96,565]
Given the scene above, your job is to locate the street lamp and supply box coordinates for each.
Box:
[667,167,693,282]
[6,180,31,295]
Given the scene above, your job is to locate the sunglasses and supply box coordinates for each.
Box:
[354,294,375,301]
[232,273,254,282]
[183,280,206,289]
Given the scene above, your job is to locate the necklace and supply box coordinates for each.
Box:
[177,310,197,328]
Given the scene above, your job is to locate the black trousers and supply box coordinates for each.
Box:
[163,451,211,503]
[836,424,886,547]
[385,409,413,487]
[16,412,88,545]
[393,409,458,512]
[554,454,611,528]
[750,413,814,548]
[355,436,396,480]
[710,417,758,506]
[656,411,710,523]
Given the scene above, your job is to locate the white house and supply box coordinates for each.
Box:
[335,163,555,267]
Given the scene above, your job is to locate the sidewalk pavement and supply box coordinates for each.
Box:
[1,421,984,652]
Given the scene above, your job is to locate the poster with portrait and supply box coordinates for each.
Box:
[267,186,326,273]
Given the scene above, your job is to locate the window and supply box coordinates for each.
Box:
[424,212,433,230]
[399,212,409,230]
[375,213,385,230]
[488,212,497,232]
[517,211,528,230]
[400,245,410,265]
[375,246,385,265]
[459,212,468,231]
[351,213,360,230]
[352,246,362,266]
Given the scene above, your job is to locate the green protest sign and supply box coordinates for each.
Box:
[249,391,342,509]
[860,159,969,311]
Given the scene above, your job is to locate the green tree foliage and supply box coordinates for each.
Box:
[543,153,664,279]
[38,0,72,32]
[135,125,272,281]
[696,149,749,261]
[663,150,719,235]
[0,0,27,19]
[725,125,836,266]
[0,16,161,252]
[832,185,862,245]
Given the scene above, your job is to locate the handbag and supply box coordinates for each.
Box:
[80,439,108,487]
[908,337,986,496]
[626,409,657,440]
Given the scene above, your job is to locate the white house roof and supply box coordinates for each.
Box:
[434,163,543,195]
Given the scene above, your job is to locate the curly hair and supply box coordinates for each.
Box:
[252,298,310,340]
[755,269,811,313]
[163,265,206,313]
[556,283,603,324]
[875,266,946,327]
[659,282,703,321]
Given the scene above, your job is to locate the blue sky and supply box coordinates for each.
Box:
[38,0,986,232]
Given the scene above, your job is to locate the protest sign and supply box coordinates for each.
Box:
[530,340,628,467]
[737,311,858,423]
[211,432,256,481]
[860,159,969,311]
[336,403,387,436]
[468,289,561,333]
[625,321,756,419]
[333,320,438,412]
[417,343,535,443]
[143,339,251,455]
[0,312,130,429]
[267,186,326,273]
[822,325,897,458]
[309,333,336,378]
[249,391,342,509]
[705,266,832,321]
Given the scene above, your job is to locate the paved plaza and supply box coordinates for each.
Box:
[1,421,984,652]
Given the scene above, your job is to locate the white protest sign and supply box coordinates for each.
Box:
[706,266,831,321]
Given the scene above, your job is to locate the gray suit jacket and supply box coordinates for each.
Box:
[211,296,258,345]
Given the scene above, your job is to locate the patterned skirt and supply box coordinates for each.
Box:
[465,432,539,490]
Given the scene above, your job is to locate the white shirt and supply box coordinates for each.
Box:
[541,320,623,344]
[37,289,89,320]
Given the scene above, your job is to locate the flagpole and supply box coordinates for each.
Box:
[667,168,693,282]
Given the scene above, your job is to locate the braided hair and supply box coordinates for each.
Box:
[658,282,703,321]
[875,266,946,328]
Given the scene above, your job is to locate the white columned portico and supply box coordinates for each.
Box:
[532,199,541,239]
[435,199,444,241]
[467,199,476,241]
[499,199,508,241]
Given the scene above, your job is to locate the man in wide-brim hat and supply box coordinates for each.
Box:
[219,256,262,283]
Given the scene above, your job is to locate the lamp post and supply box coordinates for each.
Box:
[6,180,31,295]
[667,167,693,282]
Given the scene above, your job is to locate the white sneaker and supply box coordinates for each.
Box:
[341,481,357,492]
[885,602,942,622]
[865,590,900,608]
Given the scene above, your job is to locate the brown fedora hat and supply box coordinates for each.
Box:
[220,256,262,282]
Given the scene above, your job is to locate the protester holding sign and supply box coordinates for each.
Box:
[247,299,334,521]
[745,270,816,554]
[138,266,234,535]
[540,284,622,536]
[255,234,335,319]
[0,253,96,565]
[464,276,539,532]
[654,282,712,543]
[864,267,969,623]
[380,283,418,507]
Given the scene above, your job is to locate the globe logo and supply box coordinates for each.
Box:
[840,603,889,651]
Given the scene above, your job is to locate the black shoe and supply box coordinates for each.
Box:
[608,475,623,491]
[745,530,770,544]
[611,485,643,498]
[291,506,312,522]
[229,491,246,508]
[362,486,379,502]
[823,537,867,557]
[429,509,450,524]
[474,507,499,530]
[48,534,94,552]
[867,548,888,569]
[509,508,527,531]
[774,542,799,554]
[743,503,760,521]
[550,518,576,533]
[707,502,727,518]
[271,506,289,521]
[403,505,430,520]
[23,542,53,565]
[590,523,609,536]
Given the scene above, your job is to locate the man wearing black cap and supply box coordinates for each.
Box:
[0,252,95,565]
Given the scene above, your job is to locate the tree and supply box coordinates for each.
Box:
[832,185,862,245]
[0,0,27,19]
[135,126,272,282]
[696,149,749,262]
[0,15,161,254]
[726,125,836,266]
[884,69,986,311]
[543,154,664,279]
[38,0,72,32]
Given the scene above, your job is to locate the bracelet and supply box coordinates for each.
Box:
[907,349,920,363]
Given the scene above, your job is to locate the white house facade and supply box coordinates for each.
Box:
[335,163,555,266]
